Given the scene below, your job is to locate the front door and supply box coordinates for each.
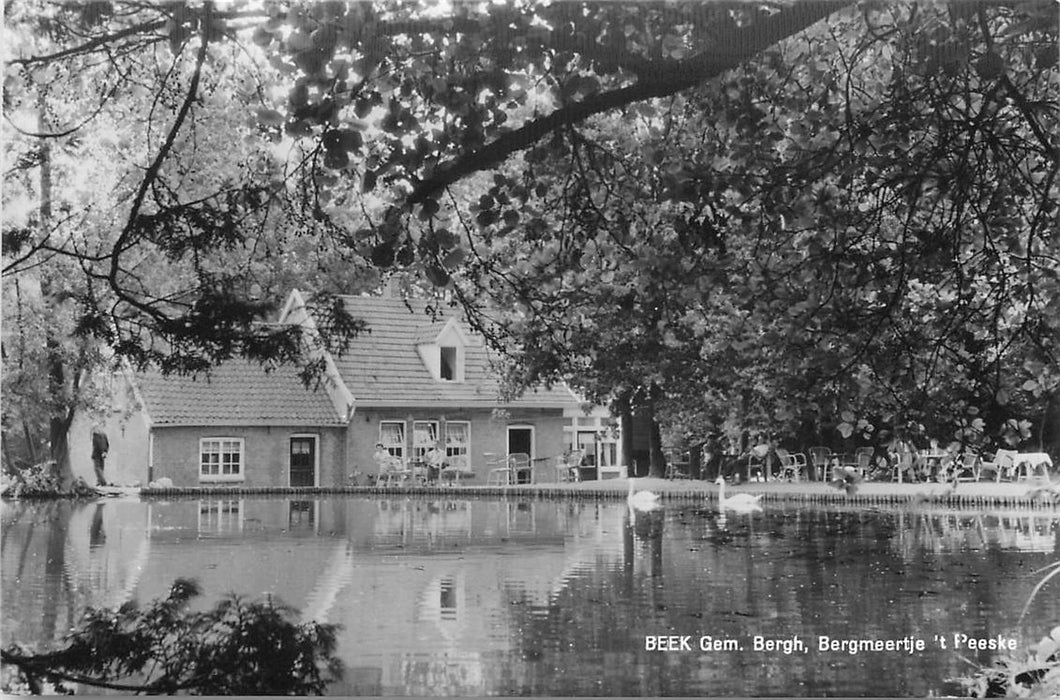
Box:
[289,437,316,487]
[507,427,533,458]
[507,426,534,484]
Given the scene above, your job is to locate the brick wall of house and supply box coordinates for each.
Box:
[349,408,571,484]
[150,426,346,487]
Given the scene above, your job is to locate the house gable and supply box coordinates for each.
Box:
[279,289,356,421]
[306,290,580,410]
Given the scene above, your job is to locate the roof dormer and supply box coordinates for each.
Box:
[417,318,469,382]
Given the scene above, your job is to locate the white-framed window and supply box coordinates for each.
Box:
[445,422,470,470]
[200,438,244,482]
[412,420,439,462]
[379,421,406,461]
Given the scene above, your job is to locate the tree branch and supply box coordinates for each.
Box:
[107,7,213,321]
[407,0,848,205]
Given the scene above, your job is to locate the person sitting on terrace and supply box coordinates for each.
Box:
[425,440,447,482]
[373,443,401,484]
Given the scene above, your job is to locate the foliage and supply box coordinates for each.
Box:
[951,562,1060,698]
[953,625,1060,698]
[1,461,98,499]
[2,0,847,374]
[0,578,343,695]
[2,0,1058,464]
[440,1,1059,453]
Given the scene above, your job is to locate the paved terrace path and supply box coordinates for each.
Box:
[134,477,1060,509]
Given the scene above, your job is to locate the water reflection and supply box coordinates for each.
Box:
[2,497,1058,696]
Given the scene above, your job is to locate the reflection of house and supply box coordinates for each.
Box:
[111,496,630,695]
[76,287,619,488]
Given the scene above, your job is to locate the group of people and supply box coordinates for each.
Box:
[870,436,956,483]
[700,432,774,482]
[372,440,448,485]
[697,430,964,484]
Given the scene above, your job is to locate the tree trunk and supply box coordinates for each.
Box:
[37,96,75,490]
[643,390,667,479]
[615,391,634,477]
[689,443,702,480]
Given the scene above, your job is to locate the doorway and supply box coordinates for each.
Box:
[289,436,317,487]
[507,426,533,459]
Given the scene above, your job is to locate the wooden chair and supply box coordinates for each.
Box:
[775,448,808,481]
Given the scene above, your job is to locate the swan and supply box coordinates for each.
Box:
[714,476,763,512]
[627,478,663,512]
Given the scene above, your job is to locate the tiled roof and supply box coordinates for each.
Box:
[135,361,344,427]
[331,294,580,409]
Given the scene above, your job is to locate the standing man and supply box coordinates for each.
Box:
[91,425,110,487]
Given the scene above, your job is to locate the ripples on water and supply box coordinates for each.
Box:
[2,496,1058,696]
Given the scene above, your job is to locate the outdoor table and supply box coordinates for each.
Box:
[1013,452,1053,479]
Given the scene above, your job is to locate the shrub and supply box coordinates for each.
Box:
[1,578,343,695]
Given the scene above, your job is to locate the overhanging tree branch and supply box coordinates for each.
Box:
[106,11,212,322]
[408,0,849,205]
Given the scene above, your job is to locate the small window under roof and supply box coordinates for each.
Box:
[440,346,457,381]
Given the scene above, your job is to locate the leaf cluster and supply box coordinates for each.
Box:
[0,578,343,695]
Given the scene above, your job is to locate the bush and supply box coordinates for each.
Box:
[3,461,97,499]
[953,561,1060,698]
[953,626,1060,698]
[1,578,343,695]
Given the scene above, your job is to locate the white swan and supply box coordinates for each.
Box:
[627,478,663,512]
[714,476,763,512]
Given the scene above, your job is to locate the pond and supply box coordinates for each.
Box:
[2,495,1058,696]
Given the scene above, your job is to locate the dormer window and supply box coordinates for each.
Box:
[440,346,458,381]
[417,318,470,383]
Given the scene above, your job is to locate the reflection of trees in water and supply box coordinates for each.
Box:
[2,502,80,644]
[896,510,1059,555]
[42,502,76,642]
[499,506,1060,697]
[3,500,152,650]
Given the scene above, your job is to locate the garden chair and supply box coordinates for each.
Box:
[992,450,1019,481]
[485,453,512,486]
[952,453,980,482]
[379,456,409,487]
[555,450,583,483]
[891,449,915,482]
[508,453,532,484]
[853,447,874,474]
[775,448,808,481]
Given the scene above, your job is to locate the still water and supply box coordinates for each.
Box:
[2,495,1058,696]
